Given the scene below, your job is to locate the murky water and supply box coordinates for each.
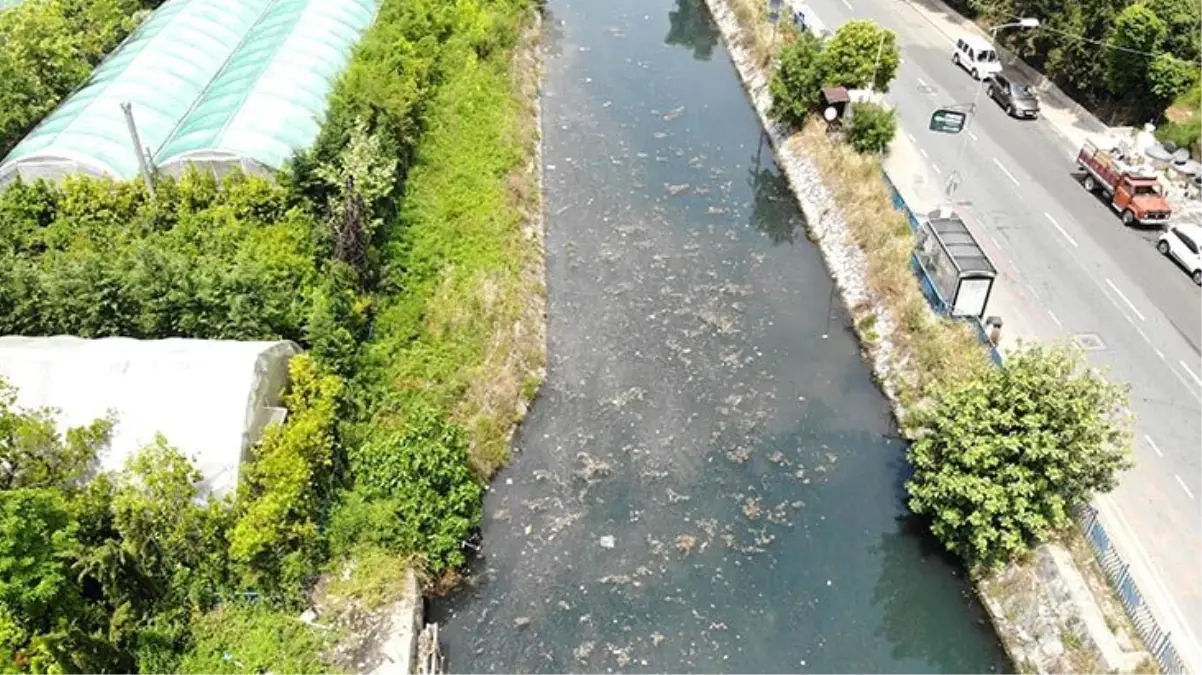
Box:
[431,0,1009,671]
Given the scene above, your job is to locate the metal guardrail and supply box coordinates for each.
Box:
[882,170,1188,674]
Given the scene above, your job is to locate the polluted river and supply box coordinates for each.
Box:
[431,0,1010,671]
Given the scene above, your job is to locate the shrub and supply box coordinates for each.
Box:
[332,404,482,573]
[230,355,343,595]
[0,171,321,342]
[769,31,826,128]
[846,102,898,154]
[906,344,1133,569]
[820,20,900,92]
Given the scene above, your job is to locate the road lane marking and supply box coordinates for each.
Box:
[1043,212,1078,248]
[968,130,978,141]
[1047,310,1062,327]
[932,164,941,174]
[1175,475,1195,500]
[1104,278,1146,322]
[1170,368,1202,403]
[906,132,917,143]
[1145,435,1164,458]
[992,158,1020,186]
[1025,282,1040,299]
[1178,360,1202,386]
[916,78,927,90]
[840,0,854,9]
[1135,326,1151,345]
[1155,348,1165,360]
[919,147,929,159]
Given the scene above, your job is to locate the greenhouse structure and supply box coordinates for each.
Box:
[0,0,377,186]
[0,336,301,498]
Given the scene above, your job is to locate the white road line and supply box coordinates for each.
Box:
[987,233,1001,248]
[1175,475,1195,500]
[916,77,928,90]
[1025,283,1040,299]
[1135,327,1152,345]
[968,131,978,141]
[992,158,1020,186]
[1047,310,1062,327]
[1179,359,1202,386]
[1104,278,1146,322]
[919,147,929,159]
[1155,348,1166,360]
[1043,212,1078,248]
[932,164,942,174]
[1145,435,1164,458]
[840,0,854,9]
[1171,368,1202,404]
[906,132,917,143]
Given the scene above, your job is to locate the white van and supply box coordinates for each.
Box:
[952,35,1002,80]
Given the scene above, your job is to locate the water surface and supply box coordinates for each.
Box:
[433,1,1008,671]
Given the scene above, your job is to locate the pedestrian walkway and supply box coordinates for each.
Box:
[882,130,1049,353]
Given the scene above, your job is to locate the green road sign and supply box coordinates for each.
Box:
[929,108,968,134]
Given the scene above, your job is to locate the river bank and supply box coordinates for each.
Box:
[699,0,1157,672]
[431,0,1007,671]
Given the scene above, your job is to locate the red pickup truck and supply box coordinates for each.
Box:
[1075,141,1172,227]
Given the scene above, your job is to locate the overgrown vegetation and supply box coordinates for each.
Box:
[906,345,1133,568]
[0,0,543,670]
[846,103,897,154]
[768,20,901,153]
[0,0,163,156]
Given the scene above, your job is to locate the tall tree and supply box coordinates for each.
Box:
[1105,3,1168,95]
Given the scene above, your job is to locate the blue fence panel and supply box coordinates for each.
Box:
[884,168,1188,674]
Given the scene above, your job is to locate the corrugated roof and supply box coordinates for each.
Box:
[927,211,997,276]
[154,0,378,172]
[0,0,275,181]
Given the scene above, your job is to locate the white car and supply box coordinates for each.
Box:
[1157,223,1202,285]
[953,35,1002,80]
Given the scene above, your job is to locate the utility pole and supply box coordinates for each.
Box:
[120,102,155,197]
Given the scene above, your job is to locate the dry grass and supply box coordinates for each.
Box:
[790,122,988,412]
[726,0,796,66]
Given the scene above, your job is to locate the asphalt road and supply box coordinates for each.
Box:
[794,0,1202,656]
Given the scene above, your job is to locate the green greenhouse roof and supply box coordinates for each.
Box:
[154,0,378,171]
[0,0,275,181]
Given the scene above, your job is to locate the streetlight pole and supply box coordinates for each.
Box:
[945,18,1040,199]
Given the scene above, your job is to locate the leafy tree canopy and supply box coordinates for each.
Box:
[906,344,1132,569]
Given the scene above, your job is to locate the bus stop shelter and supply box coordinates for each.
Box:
[913,208,997,319]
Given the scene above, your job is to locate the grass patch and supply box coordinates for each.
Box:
[177,604,340,675]
[322,547,421,613]
[357,10,545,482]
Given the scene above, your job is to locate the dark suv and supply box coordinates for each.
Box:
[986,73,1040,119]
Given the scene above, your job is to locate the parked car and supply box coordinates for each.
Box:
[952,35,1001,80]
[1075,140,1173,227]
[1157,223,1202,285]
[986,73,1040,119]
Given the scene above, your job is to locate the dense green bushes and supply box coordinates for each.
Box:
[846,103,898,154]
[0,0,160,156]
[769,20,901,138]
[0,0,543,669]
[906,345,1132,569]
[0,172,321,341]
